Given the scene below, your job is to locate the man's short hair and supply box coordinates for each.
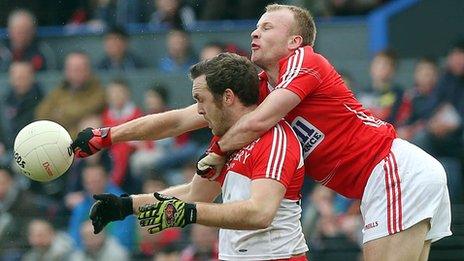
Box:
[189,53,259,106]
[8,9,37,28]
[265,4,316,47]
[105,25,129,39]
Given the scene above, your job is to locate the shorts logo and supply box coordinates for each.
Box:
[291,116,325,159]
[363,221,378,231]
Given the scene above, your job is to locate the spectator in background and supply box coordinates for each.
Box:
[302,185,362,259]
[22,219,73,261]
[144,84,169,114]
[69,221,129,261]
[199,42,225,61]
[93,0,142,27]
[150,0,196,30]
[97,26,144,71]
[130,85,179,179]
[158,29,197,73]
[0,166,59,260]
[180,224,219,261]
[414,40,464,203]
[358,49,409,126]
[3,9,56,71]
[68,164,135,251]
[102,79,144,189]
[36,51,105,138]
[397,58,439,141]
[1,62,43,150]
[65,115,113,210]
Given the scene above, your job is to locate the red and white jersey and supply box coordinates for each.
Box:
[213,121,308,260]
[258,46,397,199]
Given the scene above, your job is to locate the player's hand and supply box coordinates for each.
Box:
[71,127,112,158]
[196,152,225,180]
[138,192,196,234]
[89,193,133,234]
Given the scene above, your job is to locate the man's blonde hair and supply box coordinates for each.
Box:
[265,4,316,47]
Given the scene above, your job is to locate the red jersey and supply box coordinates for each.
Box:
[258,46,397,199]
[213,120,308,259]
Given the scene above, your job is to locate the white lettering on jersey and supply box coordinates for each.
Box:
[291,116,325,159]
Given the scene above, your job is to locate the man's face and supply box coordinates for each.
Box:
[83,166,107,196]
[250,9,296,69]
[192,75,229,136]
[447,48,464,76]
[9,63,34,95]
[8,14,35,49]
[104,34,127,60]
[65,54,91,87]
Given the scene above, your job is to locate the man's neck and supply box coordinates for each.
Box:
[229,104,258,125]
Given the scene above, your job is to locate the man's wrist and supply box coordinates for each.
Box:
[120,194,134,218]
[99,127,113,147]
[209,140,226,156]
[184,203,197,225]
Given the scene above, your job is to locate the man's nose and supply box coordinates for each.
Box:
[251,28,259,39]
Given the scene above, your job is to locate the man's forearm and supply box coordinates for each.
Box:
[131,183,192,214]
[195,200,273,230]
[218,111,267,151]
[111,104,207,143]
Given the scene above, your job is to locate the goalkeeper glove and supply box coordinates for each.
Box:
[71,127,112,158]
[138,192,196,234]
[89,193,133,234]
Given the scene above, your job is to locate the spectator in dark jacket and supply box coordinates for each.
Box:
[97,26,144,71]
[1,62,43,149]
[3,9,56,71]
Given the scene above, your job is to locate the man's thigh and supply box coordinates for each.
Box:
[363,219,430,261]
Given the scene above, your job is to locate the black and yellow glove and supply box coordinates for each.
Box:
[138,192,197,234]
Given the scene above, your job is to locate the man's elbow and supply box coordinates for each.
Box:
[249,209,275,229]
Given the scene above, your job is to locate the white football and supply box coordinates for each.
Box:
[13,120,74,182]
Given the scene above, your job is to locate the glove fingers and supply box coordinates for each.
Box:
[92,219,105,234]
[93,193,112,201]
[89,201,101,219]
[148,226,161,234]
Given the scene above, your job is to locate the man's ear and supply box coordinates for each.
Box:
[288,35,303,50]
[223,89,235,105]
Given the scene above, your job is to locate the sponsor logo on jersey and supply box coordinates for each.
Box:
[291,116,324,159]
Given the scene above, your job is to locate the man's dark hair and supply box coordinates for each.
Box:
[105,25,129,39]
[189,52,259,106]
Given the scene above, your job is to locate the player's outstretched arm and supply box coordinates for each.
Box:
[89,175,221,234]
[218,89,301,152]
[131,175,221,214]
[111,104,207,143]
[138,179,285,233]
[72,104,207,157]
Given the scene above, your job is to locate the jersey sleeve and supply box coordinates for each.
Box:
[248,122,302,188]
[275,47,323,100]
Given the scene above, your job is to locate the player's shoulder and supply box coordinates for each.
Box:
[257,121,299,147]
[279,46,329,73]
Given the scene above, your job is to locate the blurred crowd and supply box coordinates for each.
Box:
[0,0,390,28]
[0,2,463,261]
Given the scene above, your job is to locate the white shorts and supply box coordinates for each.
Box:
[360,138,452,244]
